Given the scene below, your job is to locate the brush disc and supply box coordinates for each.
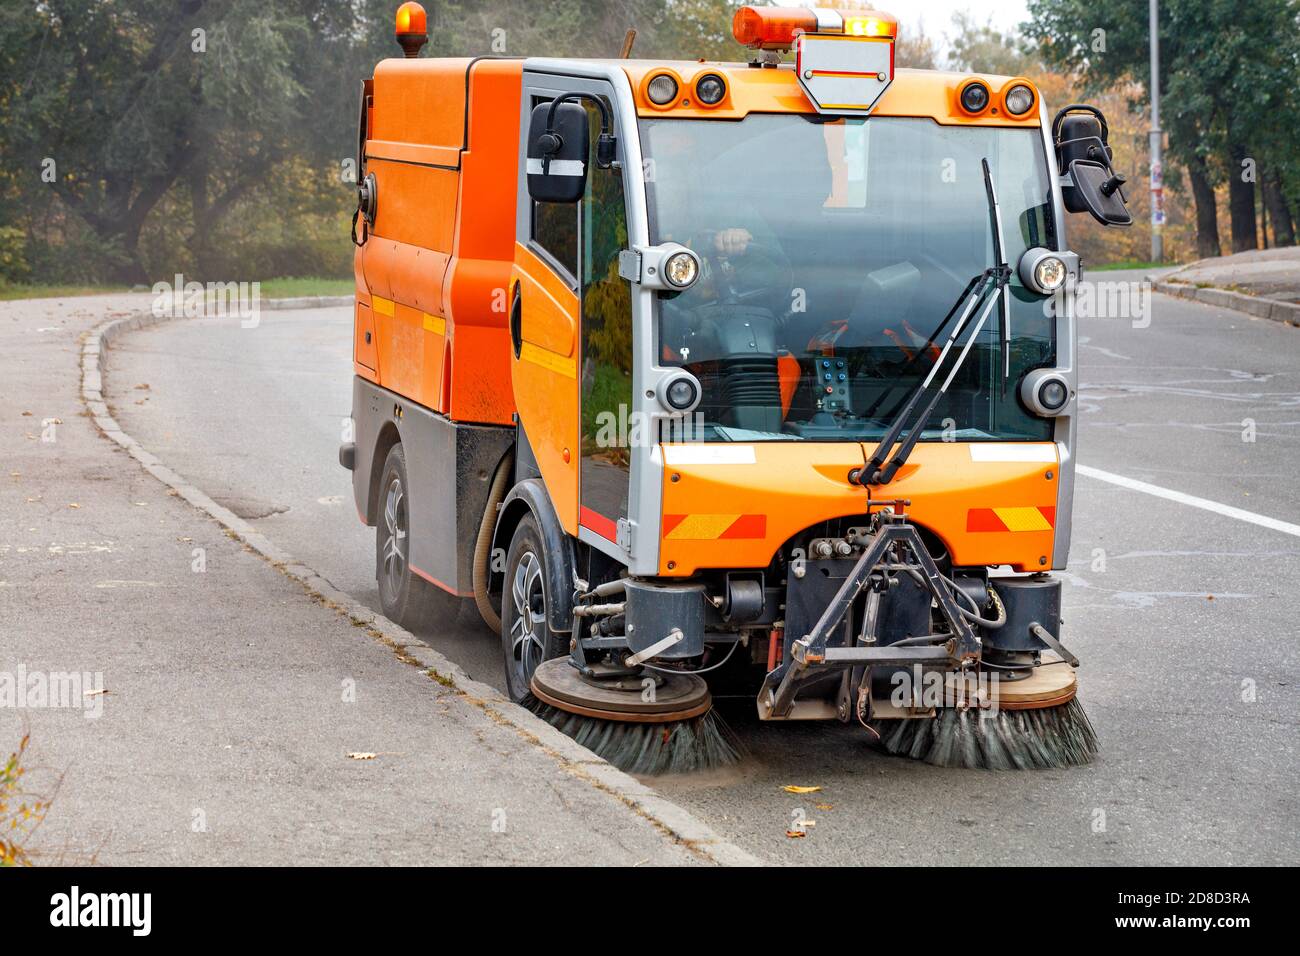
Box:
[530,657,711,723]
[945,662,1078,711]
[869,665,1098,770]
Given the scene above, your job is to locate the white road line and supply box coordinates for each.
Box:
[1077,465,1300,538]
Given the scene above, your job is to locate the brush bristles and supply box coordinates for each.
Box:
[527,698,743,775]
[871,698,1099,770]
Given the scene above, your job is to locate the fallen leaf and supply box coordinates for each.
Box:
[68,503,80,509]
[785,830,807,839]
[782,785,822,794]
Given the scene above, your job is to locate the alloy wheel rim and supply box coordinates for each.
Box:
[509,550,546,687]
[381,476,407,600]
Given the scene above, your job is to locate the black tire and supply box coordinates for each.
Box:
[500,513,568,702]
[376,443,462,628]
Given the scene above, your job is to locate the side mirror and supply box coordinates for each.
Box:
[1068,160,1133,227]
[526,101,589,204]
[1052,104,1132,227]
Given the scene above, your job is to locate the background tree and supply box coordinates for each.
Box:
[3,0,1296,286]
[1025,0,1300,257]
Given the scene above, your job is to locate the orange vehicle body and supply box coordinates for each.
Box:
[354,57,522,425]
[353,56,1058,579]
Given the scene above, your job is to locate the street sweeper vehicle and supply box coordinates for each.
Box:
[340,2,1133,774]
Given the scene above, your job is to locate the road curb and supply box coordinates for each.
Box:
[80,302,763,868]
[1153,279,1300,327]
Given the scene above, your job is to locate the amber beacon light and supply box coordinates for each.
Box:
[732,5,898,51]
[395,2,429,58]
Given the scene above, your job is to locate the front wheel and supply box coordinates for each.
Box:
[500,514,568,702]
[375,443,462,629]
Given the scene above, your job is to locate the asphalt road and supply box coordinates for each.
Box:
[106,271,1300,865]
[3,294,724,865]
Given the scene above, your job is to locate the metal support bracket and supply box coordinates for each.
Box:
[761,515,981,719]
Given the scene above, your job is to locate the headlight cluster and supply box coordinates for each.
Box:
[956,78,1036,117]
[663,251,699,288]
[660,372,701,413]
[1018,247,1070,294]
[1019,369,1072,417]
[645,71,728,109]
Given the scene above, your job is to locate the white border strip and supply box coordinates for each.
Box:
[969,443,1057,463]
[1077,465,1300,539]
[663,444,756,466]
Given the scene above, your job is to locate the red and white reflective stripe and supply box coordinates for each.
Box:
[662,514,767,540]
[966,506,1056,533]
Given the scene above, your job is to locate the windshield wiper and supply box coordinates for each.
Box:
[860,268,988,424]
[986,157,1013,391]
[859,158,1011,486]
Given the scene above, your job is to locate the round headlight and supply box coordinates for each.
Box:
[695,74,726,106]
[1033,256,1067,292]
[660,372,701,413]
[647,74,679,106]
[1038,379,1068,411]
[1020,369,1071,417]
[959,81,990,114]
[667,378,697,409]
[1004,83,1035,116]
[1018,248,1070,294]
[663,250,699,288]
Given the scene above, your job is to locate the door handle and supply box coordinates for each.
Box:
[509,282,522,359]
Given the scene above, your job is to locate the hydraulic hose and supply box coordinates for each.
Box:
[473,451,514,632]
[946,575,1007,630]
[904,567,1007,630]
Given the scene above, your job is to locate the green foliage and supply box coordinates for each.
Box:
[0,0,748,284]
[1,734,48,867]
[1025,0,1300,250]
[0,283,128,301]
[0,225,29,282]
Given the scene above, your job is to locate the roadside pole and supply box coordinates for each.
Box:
[1149,0,1164,262]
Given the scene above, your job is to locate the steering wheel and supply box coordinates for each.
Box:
[705,239,794,311]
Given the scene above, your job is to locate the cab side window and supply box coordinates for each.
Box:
[533,201,577,280]
[579,96,633,521]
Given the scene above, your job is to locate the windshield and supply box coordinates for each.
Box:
[642,114,1057,442]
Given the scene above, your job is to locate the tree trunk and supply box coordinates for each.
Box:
[188,158,216,280]
[1187,154,1222,260]
[1263,171,1295,246]
[1227,144,1257,253]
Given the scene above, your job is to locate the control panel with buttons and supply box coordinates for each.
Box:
[817,357,851,413]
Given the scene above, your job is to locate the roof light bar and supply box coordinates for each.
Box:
[733,5,898,52]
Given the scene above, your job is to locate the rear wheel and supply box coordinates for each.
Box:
[500,514,568,702]
[376,443,462,628]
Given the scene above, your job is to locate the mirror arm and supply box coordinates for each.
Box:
[541,92,617,171]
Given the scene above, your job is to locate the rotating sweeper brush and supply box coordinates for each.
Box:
[529,659,741,776]
[869,660,1098,770]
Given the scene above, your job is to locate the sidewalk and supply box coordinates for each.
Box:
[1153,246,1300,326]
[0,294,744,865]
